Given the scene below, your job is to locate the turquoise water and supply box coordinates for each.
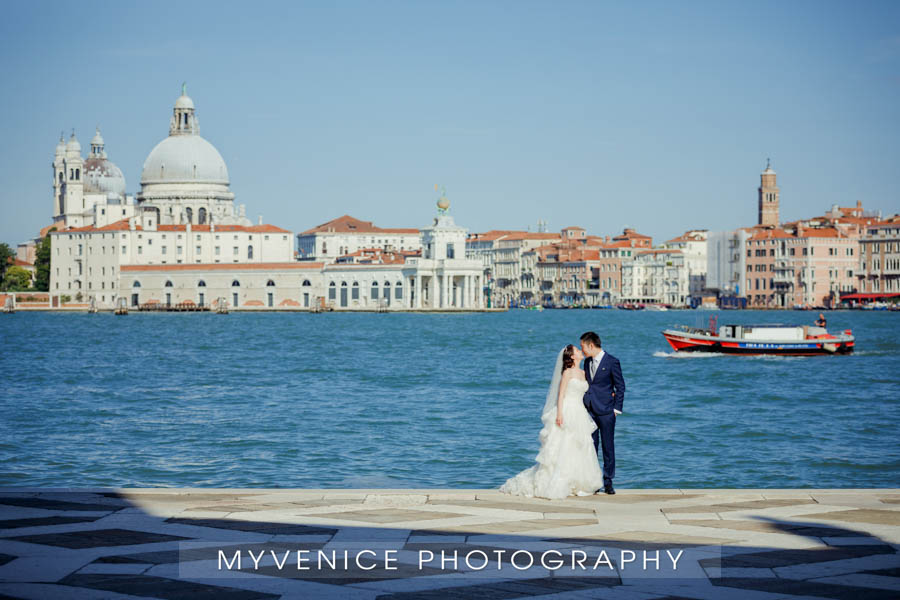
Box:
[1,310,898,489]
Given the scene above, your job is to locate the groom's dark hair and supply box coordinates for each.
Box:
[580,331,601,348]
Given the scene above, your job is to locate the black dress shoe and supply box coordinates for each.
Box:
[593,488,603,495]
[604,484,615,495]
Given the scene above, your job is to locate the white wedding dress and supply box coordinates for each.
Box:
[500,364,605,500]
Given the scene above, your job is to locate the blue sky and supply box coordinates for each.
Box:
[1,0,898,246]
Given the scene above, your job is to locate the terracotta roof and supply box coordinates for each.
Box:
[799,228,841,238]
[501,232,562,241]
[637,249,683,256]
[52,219,291,234]
[120,262,323,272]
[300,214,417,235]
[467,230,520,241]
[748,229,794,240]
[613,228,652,240]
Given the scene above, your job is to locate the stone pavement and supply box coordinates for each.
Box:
[0,488,898,599]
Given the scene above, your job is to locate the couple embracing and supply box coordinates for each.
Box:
[500,331,625,500]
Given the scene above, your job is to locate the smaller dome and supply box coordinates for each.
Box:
[66,133,81,153]
[84,157,126,197]
[175,94,194,110]
[91,128,104,146]
[55,134,65,155]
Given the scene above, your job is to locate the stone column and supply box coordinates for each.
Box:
[465,275,472,308]
[415,275,422,308]
[429,274,437,309]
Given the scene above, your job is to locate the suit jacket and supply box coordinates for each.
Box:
[582,352,625,416]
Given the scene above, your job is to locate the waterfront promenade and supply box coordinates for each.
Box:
[1,488,898,599]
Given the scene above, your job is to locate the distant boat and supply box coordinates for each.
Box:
[662,317,854,356]
[645,304,668,311]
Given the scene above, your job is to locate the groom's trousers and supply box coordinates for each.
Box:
[591,412,616,485]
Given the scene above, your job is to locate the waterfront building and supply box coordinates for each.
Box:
[491,232,563,306]
[47,89,295,307]
[620,249,690,306]
[660,230,708,305]
[745,228,789,308]
[706,228,750,301]
[774,225,858,308]
[297,215,420,262]
[856,217,900,295]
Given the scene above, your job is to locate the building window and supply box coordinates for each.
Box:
[196,245,201,255]
[233,246,238,255]
[328,282,336,300]
[248,245,254,259]
[352,281,360,300]
[177,246,183,254]
[232,280,240,287]
[215,246,220,255]
[198,207,207,224]
[371,282,379,300]
[162,246,167,254]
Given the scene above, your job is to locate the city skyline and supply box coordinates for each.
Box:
[1,1,898,246]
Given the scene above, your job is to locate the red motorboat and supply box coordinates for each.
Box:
[662,316,854,356]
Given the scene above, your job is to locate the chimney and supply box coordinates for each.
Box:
[258,215,263,225]
[605,235,610,243]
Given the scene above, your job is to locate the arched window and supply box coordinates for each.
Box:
[232,280,240,287]
[75,168,80,180]
[352,281,360,300]
[302,279,311,287]
[132,281,141,287]
[198,280,206,287]
[341,281,348,287]
[59,172,64,183]
[247,245,253,259]
[384,281,391,288]
[395,281,403,300]
[165,280,173,287]
[266,280,275,287]
[328,281,336,300]
[185,207,193,223]
[198,207,207,225]
[371,281,379,300]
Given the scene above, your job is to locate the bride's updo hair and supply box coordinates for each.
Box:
[561,344,576,374]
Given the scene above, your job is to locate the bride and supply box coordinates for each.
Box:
[500,344,605,499]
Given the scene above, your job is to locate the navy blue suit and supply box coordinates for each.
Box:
[582,352,625,485]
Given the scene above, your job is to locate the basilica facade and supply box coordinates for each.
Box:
[47,87,487,311]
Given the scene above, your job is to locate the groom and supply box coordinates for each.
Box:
[580,331,625,495]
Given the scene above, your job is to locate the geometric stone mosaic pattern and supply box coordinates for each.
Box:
[0,488,897,599]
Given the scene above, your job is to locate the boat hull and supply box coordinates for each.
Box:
[662,330,854,356]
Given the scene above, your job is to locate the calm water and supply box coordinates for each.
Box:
[1,310,898,489]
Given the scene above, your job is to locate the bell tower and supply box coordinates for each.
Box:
[758,158,779,227]
[52,133,66,218]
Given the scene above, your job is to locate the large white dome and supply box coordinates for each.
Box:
[140,135,229,185]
